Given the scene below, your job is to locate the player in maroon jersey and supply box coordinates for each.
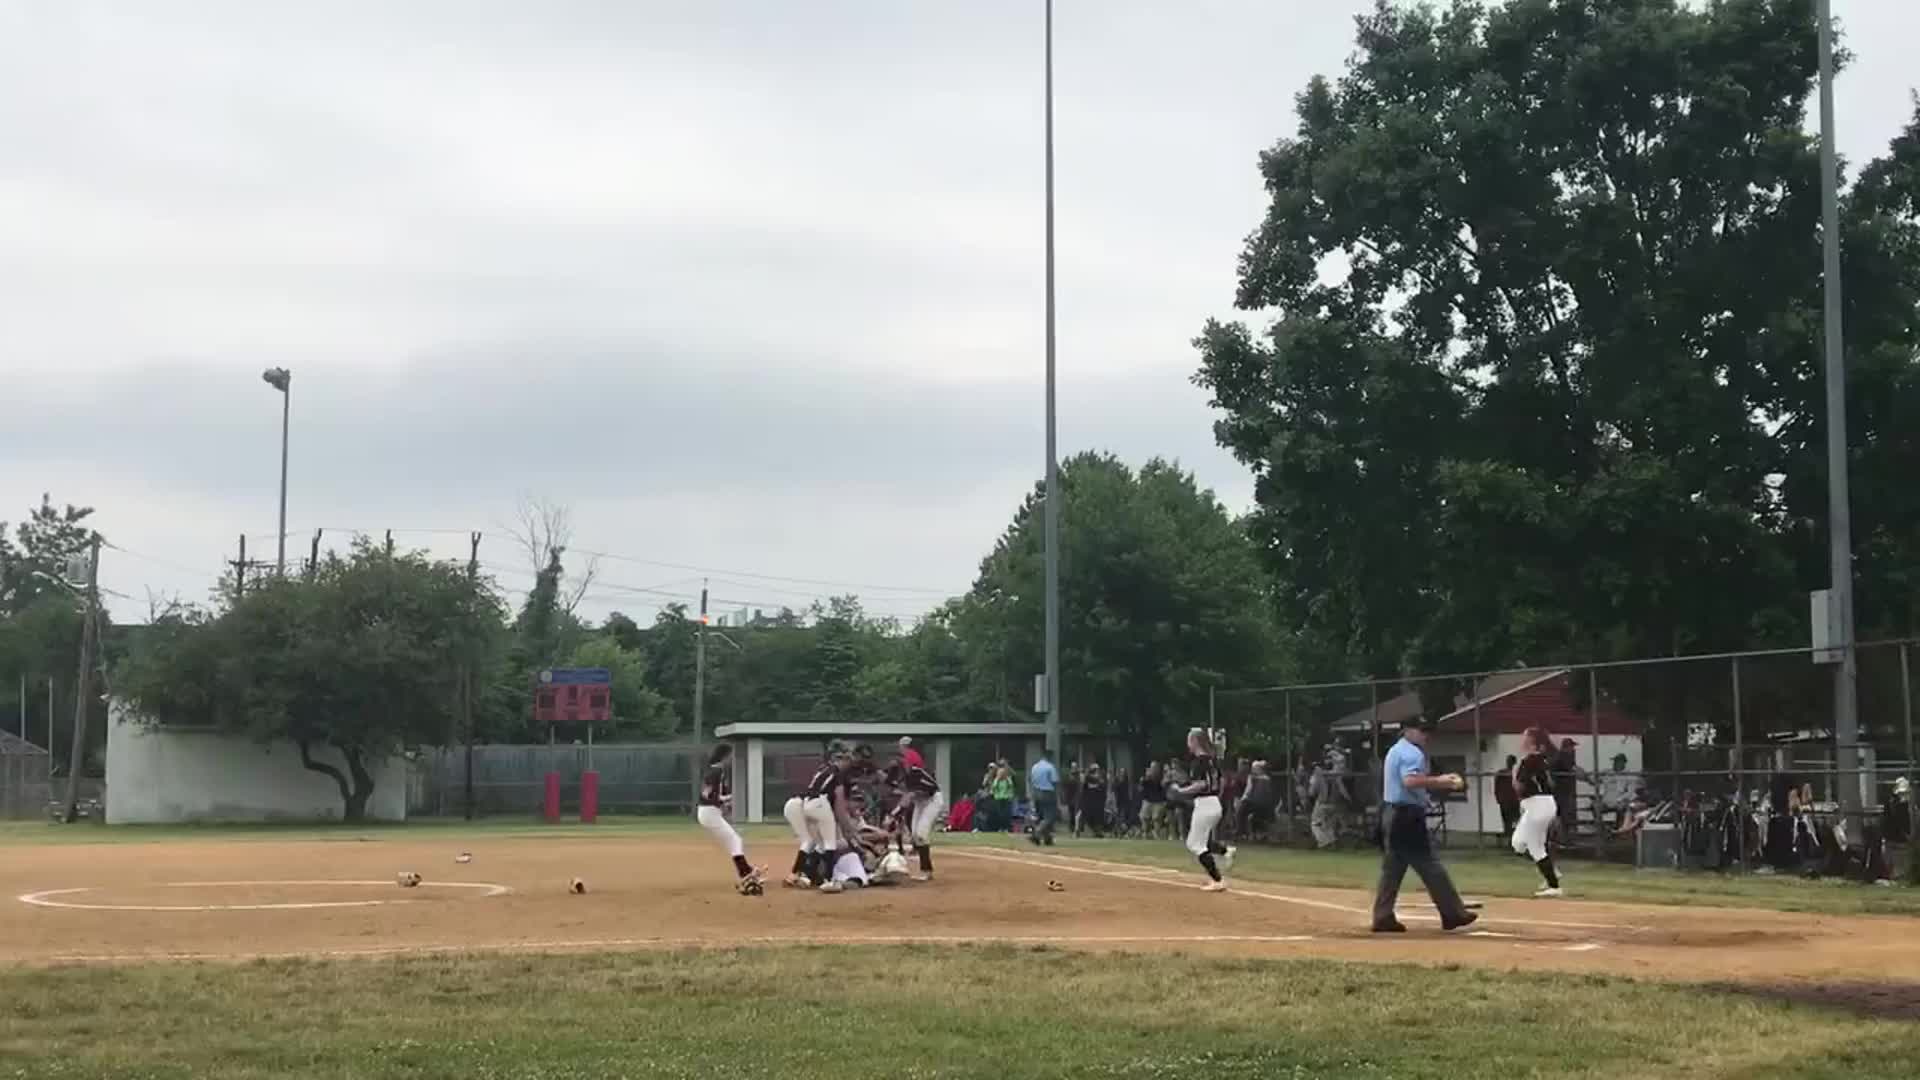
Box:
[696,744,765,895]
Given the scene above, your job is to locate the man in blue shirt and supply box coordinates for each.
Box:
[1027,750,1059,846]
[1372,716,1476,933]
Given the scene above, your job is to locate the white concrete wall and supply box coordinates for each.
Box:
[106,711,407,824]
[1432,732,1644,836]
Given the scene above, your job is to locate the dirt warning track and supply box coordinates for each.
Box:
[4,832,1917,991]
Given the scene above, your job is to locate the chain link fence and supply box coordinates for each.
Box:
[1210,640,1918,879]
[410,743,701,817]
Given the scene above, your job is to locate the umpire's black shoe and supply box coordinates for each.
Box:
[1028,832,1041,846]
[1442,911,1479,932]
[1370,921,1407,933]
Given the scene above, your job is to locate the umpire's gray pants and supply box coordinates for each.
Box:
[1372,803,1470,928]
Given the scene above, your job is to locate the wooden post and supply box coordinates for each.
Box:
[61,537,101,823]
[231,534,248,598]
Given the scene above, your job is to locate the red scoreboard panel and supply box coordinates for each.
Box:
[534,668,612,723]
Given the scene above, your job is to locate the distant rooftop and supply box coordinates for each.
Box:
[0,732,49,756]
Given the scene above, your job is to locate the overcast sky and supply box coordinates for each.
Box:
[5,1,1918,626]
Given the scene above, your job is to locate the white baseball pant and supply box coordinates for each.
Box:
[1511,794,1557,861]
[909,792,947,845]
[801,795,840,853]
[831,850,870,885]
[1186,794,1223,856]
[783,796,814,851]
[696,805,745,858]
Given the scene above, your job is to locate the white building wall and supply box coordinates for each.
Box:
[106,710,407,824]
[1431,731,1644,837]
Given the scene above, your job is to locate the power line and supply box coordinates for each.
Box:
[301,522,960,595]
[571,547,956,595]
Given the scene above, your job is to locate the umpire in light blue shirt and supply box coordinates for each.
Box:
[1372,716,1477,933]
[1027,749,1059,846]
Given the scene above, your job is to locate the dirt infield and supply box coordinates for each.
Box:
[5,830,1918,993]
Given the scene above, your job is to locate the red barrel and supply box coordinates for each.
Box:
[579,771,600,824]
[542,771,561,823]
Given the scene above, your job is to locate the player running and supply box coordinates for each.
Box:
[695,744,766,895]
[1172,727,1236,892]
[1511,727,1565,897]
[884,753,945,882]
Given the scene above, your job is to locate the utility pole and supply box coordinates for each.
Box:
[62,537,101,823]
[692,580,709,806]
[1817,0,1860,810]
[308,529,322,578]
[230,534,248,599]
[1041,0,1062,761]
[464,531,480,820]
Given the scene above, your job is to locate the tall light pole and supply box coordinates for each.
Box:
[692,581,709,806]
[1041,0,1061,761]
[262,367,292,576]
[1816,0,1859,808]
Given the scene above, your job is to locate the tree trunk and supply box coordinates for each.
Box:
[297,740,377,823]
[342,747,375,822]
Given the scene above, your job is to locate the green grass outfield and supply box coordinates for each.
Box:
[3,947,1915,1080]
[7,817,1911,918]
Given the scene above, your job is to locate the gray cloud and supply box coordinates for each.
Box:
[3,0,1916,623]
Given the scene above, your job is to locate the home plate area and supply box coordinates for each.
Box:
[2,831,1905,986]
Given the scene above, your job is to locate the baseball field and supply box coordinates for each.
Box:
[3,819,1917,1079]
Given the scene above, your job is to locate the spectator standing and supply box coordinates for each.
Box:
[989,761,1016,833]
[1219,759,1243,836]
[1139,761,1169,839]
[1236,760,1278,840]
[1063,765,1083,836]
[1027,749,1059,846]
[1112,768,1135,835]
[1494,755,1521,841]
[1885,776,1912,845]
[1552,738,1583,836]
[898,736,925,771]
[1309,757,1350,849]
[1165,758,1192,842]
[1080,764,1109,837]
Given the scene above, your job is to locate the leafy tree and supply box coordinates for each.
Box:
[0,495,108,768]
[601,611,646,653]
[642,604,700,728]
[1,495,97,617]
[512,547,585,667]
[805,596,869,719]
[116,543,503,820]
[960,453,1279,759]
[1195,0,1920,694]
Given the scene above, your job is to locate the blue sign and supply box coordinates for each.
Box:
[539,668,611,686]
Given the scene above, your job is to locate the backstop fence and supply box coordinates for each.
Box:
[1210,638,1919,875]
[410,742,701,818]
